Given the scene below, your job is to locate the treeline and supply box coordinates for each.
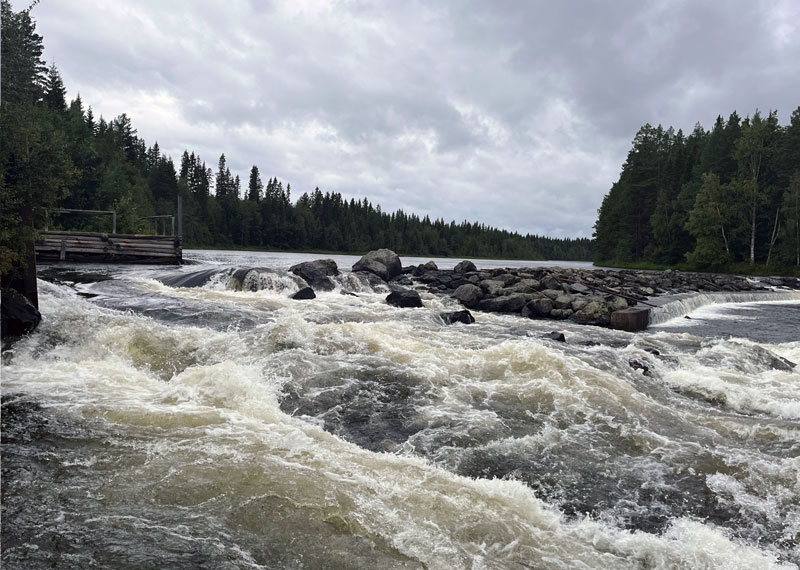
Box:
[594,109,800,271]
[0,1,592,274]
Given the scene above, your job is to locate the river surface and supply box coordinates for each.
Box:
[2,250,799,569]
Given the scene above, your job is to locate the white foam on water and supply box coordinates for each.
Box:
[3,280,798,569]
[651,292,800,326]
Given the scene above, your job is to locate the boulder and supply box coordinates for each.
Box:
[1,288,41,340]
[541,275,561,290]
[420,260,439,272]
[572,301,612,326]
[453,260,477,273]
[386,288,423,308]
[547,331,566,342]
[508,279,540,294]
[352,249,402,281]
[479,280,506,296]
[569,283,590,294]
[553,294,574,310]
[291,287,316,300]
[451,284,483,308]
[289,259,340,291]
[521,298,553,318]
[540,289,562,300]
[389,275,413,287]
[550,308,574,319]
[440,310,475,325]
[571,297,588,312]
[476,293,527,313]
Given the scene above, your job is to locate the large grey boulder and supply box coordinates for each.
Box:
[289,259,340,291]
[413,260,439,276]
[451,283,483,308]
[453,260,477,273]
[352,249,402,281]
[572,301,612,326]
[507,279,540,294]
[386,288,423,308]
[479,280,506,296]
[521,298,553,318]
[476,293,527,313]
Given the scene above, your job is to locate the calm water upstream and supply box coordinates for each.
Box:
[2,250,799,569]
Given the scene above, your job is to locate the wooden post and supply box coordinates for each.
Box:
[177,195,183,238]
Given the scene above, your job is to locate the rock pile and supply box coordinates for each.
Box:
[403,261,793,327]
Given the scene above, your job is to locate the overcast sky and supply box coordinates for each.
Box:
[20,0,800,237]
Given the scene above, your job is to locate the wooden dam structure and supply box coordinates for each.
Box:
[35,208,182,264]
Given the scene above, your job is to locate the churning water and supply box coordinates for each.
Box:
[2,251,799,569]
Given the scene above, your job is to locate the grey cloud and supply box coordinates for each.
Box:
[22,0,800,238]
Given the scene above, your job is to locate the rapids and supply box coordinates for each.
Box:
[2,250,799,569]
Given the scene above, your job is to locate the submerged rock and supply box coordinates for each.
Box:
[352,249,402,281]
[386,288,423,308]
[547,331,566,342]
[289,259,340,291]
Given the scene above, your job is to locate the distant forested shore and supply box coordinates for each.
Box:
[594,108,800,274]
[0,0,591,282]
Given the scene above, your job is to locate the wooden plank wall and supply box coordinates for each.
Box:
[35,231,182,264]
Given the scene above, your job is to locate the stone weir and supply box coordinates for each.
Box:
[280,250,800,332]
[393,257,800,332]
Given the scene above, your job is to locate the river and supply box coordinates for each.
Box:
[2,250,799,569]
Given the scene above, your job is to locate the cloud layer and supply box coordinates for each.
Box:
[25,0,800,237]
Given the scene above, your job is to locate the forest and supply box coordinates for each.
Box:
[0,0,592,285]
[594,108,800,272]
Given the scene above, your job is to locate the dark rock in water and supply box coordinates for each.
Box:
[629,358,652,377]
[451,283,483,308]
[610,307,651,332]
[684,315,692,319]
[413,261,438,276]
[522,298,554,318]
[389,275,413,287]
[352,249,402,281]
[289,259,340,291]
[291,287,316,300]
[1,288,41,341]
[453,260,477,273]
[157,268,220,288]
[440,310,475,325]
[547,331,566,342]
[354,270,388,290]
[386,288,423,308]
[340,290,359,297]
[476,293,527,313]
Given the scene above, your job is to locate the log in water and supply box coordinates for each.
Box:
[2,250,799,569]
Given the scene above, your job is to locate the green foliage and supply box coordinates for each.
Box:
[595,106,800,274]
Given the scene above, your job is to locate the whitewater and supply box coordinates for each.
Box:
[2,250,799,569]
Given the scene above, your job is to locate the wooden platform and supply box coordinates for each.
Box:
[35,231,182,264]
